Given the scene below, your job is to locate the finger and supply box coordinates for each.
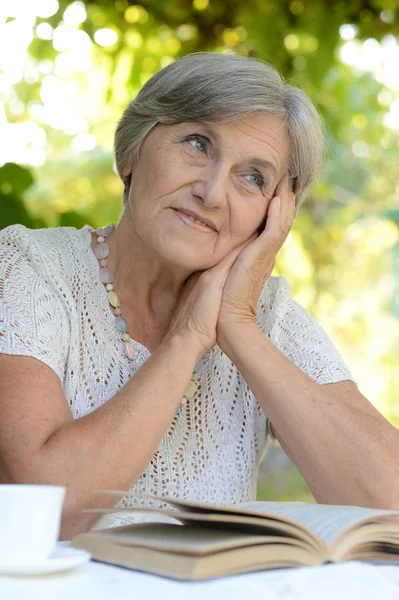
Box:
[214,236,255,274]
[263,195,281,238]
[216,233,257,267]
[278,176,295,237]
[205,234,257,289]
[263,193,295,253]
[274,174,288,197]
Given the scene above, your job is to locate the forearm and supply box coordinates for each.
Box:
[31,333,202,538]
[219,324,399,509]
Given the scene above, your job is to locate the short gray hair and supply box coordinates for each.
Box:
[114,52,324,209]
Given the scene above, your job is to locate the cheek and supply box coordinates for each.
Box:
[150,148,195,190]
[230,205,268,238]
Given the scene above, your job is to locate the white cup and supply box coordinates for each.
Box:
[0,484,66,565]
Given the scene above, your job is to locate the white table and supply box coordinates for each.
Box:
[2,547,399,600]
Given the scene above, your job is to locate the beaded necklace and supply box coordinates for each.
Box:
[94,224,204,404]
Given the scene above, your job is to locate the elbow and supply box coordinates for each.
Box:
[2,471,95,540]
[372,487,399,511]
[2,460,61,488]
[60,502,94,541]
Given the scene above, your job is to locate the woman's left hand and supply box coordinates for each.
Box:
[217,176,295,340]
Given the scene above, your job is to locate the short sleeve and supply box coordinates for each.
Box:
[0,225,70,384]
[258,277,356,386]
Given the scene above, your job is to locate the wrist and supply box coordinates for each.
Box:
[217,321,260,355]
[161,329,207,365]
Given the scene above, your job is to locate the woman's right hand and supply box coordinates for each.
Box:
[165,236,256,358]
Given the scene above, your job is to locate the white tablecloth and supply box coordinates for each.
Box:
[2,547,399,600]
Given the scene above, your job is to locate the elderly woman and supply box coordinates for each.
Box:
[0,53,398,539]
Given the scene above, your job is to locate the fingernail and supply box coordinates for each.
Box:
[275,195,281,208]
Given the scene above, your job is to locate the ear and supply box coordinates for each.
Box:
[122,164,132,177]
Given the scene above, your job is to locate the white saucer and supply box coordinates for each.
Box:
[0,546,91,576]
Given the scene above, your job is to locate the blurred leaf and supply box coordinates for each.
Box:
[0,163,34,196]
[59,211,94,229]
[0,193,35,229]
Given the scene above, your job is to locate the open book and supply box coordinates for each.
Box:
[71,492,399,580]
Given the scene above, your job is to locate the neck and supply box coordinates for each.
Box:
[104,208,192,325]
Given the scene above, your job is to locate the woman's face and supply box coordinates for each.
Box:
[123,112,291,271]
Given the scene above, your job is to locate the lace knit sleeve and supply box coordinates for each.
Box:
[0,225,69,384]
[258,276,356,386]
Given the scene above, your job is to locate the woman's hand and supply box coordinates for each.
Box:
[217,177,295,340]
[164,238,256,357]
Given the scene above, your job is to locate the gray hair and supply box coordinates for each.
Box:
[114,52,324,209]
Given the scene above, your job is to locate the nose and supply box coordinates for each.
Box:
[190,163,229,209]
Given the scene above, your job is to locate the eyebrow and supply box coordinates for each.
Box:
[247,157,277,177]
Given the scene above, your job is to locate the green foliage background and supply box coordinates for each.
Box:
[1,0,399,501]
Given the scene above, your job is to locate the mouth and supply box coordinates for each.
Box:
[171,208,217,233]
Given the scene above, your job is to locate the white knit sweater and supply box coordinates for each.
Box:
[0,224,355,528]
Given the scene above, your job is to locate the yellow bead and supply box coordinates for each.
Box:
[108,291,120,308]
[183,379,197,400]
[122,333,130,341]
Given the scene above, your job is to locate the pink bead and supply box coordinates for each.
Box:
[97,225,114,237]
[94,242,109,259]
[99,268,114,284]
[124,342,134,360]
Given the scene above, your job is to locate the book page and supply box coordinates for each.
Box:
[239,501,399,545]
[91,491,399,548]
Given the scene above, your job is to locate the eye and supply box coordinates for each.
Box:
[184,135,208,153]
[246,172,265,188]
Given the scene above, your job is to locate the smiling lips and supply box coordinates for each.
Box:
[172,208,217,232]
